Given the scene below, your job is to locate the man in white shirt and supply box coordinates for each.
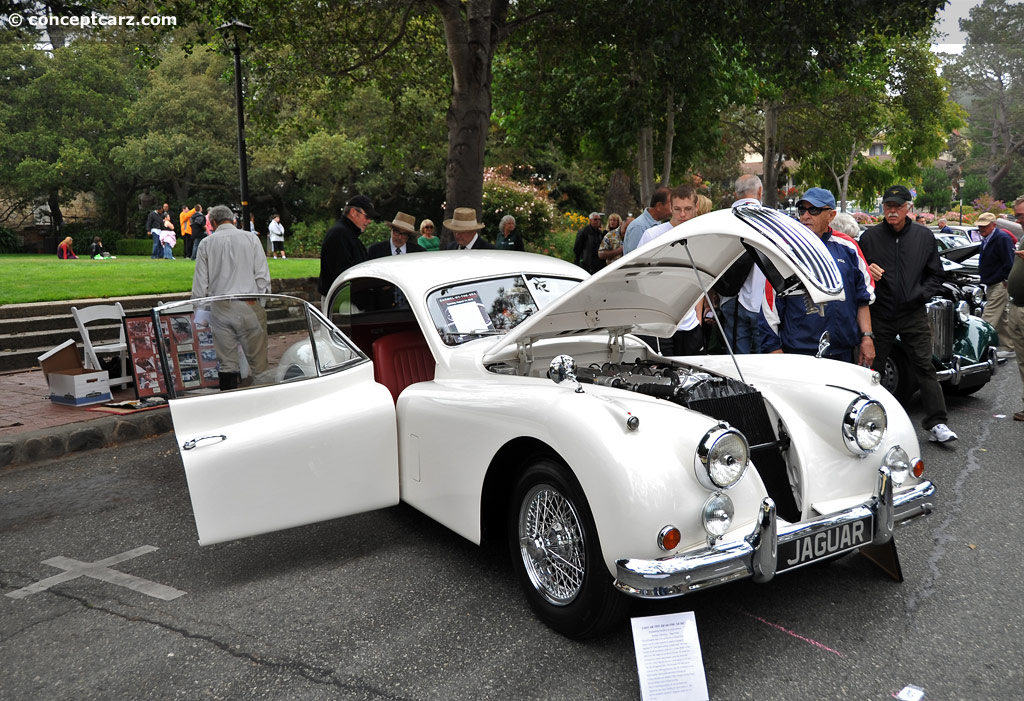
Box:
[622,187,671,255]
[268,215,286,259]
[636,185,703,354]
[192,205,272,390]
[717,174,765,353]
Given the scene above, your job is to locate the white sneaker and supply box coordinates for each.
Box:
[929,423,958,443]
[996,349,1015,359]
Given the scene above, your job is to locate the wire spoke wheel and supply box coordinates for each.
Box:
[518,483,586,606]
[507,458,630,638]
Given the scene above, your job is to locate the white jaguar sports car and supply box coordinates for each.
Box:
[155,206,936,638]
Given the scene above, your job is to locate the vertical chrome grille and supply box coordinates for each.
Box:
[926,299,954,363]
[685,387,801,523]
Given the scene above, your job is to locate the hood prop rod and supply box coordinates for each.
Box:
[679,240,746,384]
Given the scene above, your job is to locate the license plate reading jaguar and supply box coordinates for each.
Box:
[778,516,873,572]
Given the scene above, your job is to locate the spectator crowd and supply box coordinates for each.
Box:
[110,175,1024,432]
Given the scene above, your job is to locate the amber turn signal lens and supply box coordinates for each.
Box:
[913,459,924,478]
[658,526,681,551]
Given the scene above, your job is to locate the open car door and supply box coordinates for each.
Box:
[146,295,399,545]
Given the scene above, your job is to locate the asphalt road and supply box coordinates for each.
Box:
[1,368,1022,700]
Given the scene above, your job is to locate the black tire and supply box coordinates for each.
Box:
[507,457,630,639]
[881,351,916,404]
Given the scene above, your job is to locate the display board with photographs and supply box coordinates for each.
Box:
[124,311,220,398]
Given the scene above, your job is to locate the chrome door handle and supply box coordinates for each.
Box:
[182,434,227,450]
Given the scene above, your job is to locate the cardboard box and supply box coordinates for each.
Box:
[37,340,112,406]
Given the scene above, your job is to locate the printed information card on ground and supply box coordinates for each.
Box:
[631,611,709,701]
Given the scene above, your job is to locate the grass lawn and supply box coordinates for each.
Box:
[0,255,320,305]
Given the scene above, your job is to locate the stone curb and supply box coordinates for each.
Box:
[0,408,174,470]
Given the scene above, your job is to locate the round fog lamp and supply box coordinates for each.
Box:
[842,398,887,455]
[884,446,911,486]
[702,492,734,537]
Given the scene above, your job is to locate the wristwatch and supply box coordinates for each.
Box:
[861,332,875,339]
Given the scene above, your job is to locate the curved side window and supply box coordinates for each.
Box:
[146,294,365,397]
[307,307,364,376]
[327,278,419,357]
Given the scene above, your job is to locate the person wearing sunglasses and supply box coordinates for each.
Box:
[417,219,440,251]
[859,185,957,444]
[760,188,875,369]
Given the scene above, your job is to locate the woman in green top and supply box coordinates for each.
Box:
[495,215,525,251]
[417,219,440,251]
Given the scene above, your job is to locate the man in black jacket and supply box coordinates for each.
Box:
[146,204,167,259]
[860,185,957,443]
[573,212,605,274]
[318,195,377,297]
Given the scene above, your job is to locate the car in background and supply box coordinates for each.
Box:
[154,207,938,638]
[881,294,997,402]
[941,224,980,243]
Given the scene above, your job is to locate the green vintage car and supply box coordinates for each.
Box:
[881,297,999,402]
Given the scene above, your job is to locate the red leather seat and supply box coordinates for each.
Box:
[372,330,435,403]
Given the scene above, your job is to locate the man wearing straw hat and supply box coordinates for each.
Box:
[445,207,493,249]
[368,212,425,258]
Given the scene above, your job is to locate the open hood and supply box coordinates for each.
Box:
[938,242,980,264]
[484,206,845,362]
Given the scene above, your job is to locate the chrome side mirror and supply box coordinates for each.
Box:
[815,330,831,359]
[548,354,583,393]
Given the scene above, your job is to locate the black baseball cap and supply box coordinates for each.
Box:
[881,185,912,204]
[345,194,378,218]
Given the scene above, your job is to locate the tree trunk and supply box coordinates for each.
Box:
[47,191,63,235]
[762,101,780,208]
[637,126,654,207]
[660,89,675,187]
[604,169,635,219]
[435,0,507,248]
[836,143,859,212]
[171,178,189,205]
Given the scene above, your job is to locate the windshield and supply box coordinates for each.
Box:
[427,274,580,345]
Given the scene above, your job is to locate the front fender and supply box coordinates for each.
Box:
[953,315,997,362]
[398,374,769,578]
[690,354,923,514]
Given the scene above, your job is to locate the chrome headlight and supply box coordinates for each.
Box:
[956,300,970,323]
[702,492,734,537]
[695,426,749,489]
[883,446,911,487]
[963,285,984,307]
[842,397,887,455]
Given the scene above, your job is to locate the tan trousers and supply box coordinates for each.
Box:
[1005,302,1024,406]
[983,281,1013,350]
[210,300,269,377]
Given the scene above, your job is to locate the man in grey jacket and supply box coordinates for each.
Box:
[192,205,271,391]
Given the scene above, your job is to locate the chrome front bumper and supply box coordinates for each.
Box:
[614,467,936,599]
[936,347,997,386]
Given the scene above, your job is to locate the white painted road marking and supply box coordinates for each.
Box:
[6,545,186,601]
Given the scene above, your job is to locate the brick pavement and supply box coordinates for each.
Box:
[0,368,171,469]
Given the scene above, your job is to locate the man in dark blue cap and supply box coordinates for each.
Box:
[760,187,875,365]
[859,185,957,443]
[318,195,378,297]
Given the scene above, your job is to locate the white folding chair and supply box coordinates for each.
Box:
[70,302,133,389]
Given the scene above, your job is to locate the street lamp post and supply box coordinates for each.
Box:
[218,20,253,229]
